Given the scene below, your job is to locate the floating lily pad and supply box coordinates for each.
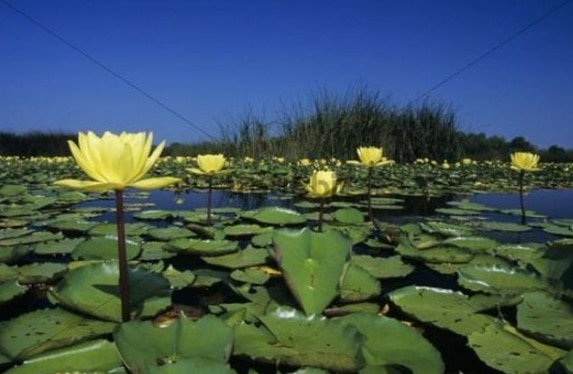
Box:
[516,291,573,349]
[114,313,234,372]
[0,231,64,247]
[234,307,364,372]
[146,226,196,241]
[241,206,307,226]
[224,224,273,237]
[202,246,269,269]
[332,208,364,225]
[165,238,239,256]
[49,261,171,322]
[339,313,444,373]
[230,268,270,285]
[71,237,141,261]
[468,324,563,374]
[132,209,177,220]
[0,307,116,360]
[396,242,474,264]
[457,264,554,295]
[0,280,27,304]
[3,339,123,374]
[420,221,474,237]
[33,238,84,255]
[16,262,68,284]
[87,223,149,237]
[388,285,496,336]
[351,255,415,279]
[443,236,498,252]
[339,263,381,302]
[477,221,532,232]
[162,265,197,289]
[270,228,351,315]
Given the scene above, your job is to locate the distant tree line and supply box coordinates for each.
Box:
[1,88,572,162]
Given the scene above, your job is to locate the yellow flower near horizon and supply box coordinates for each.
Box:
[510,152,540,172]
[348,146,393,167]
[187,154,226,175]
[304,170,342,198]
[54,131,180,192]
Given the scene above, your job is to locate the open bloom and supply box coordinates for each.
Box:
[188,154,226,175]
[54,131,180,192]
[510,152,540,172]
[305,170,342,198]
[347,146,393,167]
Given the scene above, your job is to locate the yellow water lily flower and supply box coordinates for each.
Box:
[305,170,342,198]
[188,154,226,174]
[347,146,393,167]
[54,131,180,192]
[510,152,540,172]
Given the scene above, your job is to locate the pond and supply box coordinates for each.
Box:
[1,187,572,374]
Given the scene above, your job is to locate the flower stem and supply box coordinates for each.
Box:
[318,199,325,232]
[207,176,213,226]
[518,171,526,225]
[367,167,373,221]
[115,189,130,322]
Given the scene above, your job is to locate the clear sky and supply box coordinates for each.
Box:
[1,0,572,148]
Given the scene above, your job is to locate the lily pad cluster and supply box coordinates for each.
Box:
[1,157,573,373]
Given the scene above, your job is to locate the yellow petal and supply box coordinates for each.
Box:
[129,177,181,190]
[54,179,119,193]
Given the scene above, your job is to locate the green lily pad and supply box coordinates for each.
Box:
[241,206,307,226]
[15,262,68,284]
[332,208,364,225]
[202,246,269,269]
[223,224,273,237]
[132,209,177,220]
[457,264,555,295]
[477,221,532,232]
[71,237,141,261]
[270,228,351,315]
[230,268,270,285]
[419,221,474,237]
[468,324,563,374]
[49,261,172,322]
[339,313,444,373]
[443,236,498,252]
[516,291,573,349]
[46,218,100,233]
[396,242,474,264]
[0,231,64,247]
[87,223,149,237]
[251,231,274,248]
[351,255,414,279]
[339,263,381,302]
[3,339,123,374]
[162,265,197,289]
[165,238,239,256]
[234,307,364,372]
[388,285,496,336]
[146,226,197,241]
[0,280,27,304]
[114,314,234,372]
[32,238,84,255]
[0,307,116,360]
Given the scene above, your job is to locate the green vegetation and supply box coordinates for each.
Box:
[2,88,572,161]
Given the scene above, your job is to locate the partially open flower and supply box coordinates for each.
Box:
[304,170,342,198]
[347,146,393,167]
[188,154,226,175]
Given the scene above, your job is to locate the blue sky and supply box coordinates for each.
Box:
[1,0,572,148]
